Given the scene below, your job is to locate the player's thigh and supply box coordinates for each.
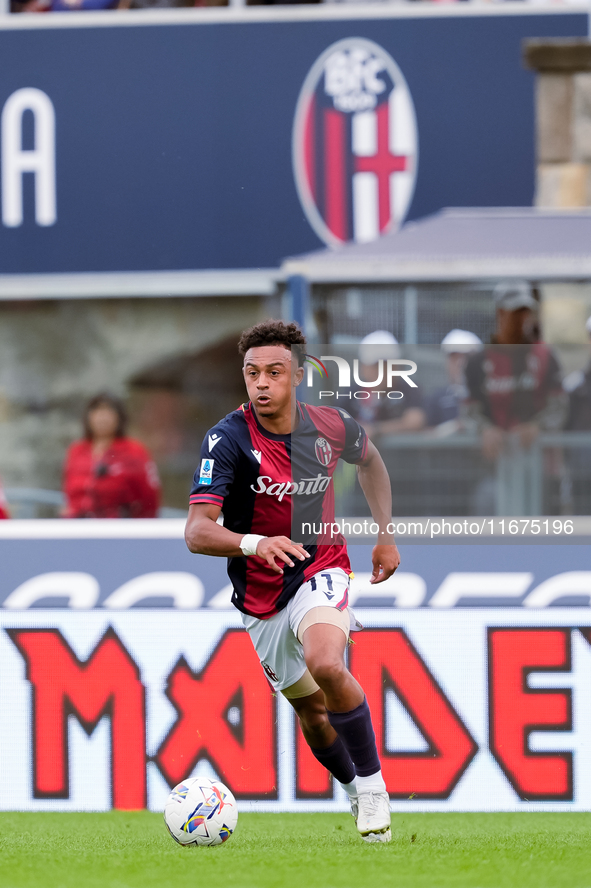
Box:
[241,608,307,693]
[287,568,351,646]
[302,620,349,671]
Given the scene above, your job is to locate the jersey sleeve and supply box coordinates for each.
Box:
[189,426,238,510]
[338,409,369,464]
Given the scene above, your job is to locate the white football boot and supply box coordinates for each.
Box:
[349,793,359,822]
[356,790,391,843]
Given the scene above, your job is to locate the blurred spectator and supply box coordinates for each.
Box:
[349,330,426,439]
[465,282,566,461]
[426,329,482,435]
[254,0,319,5]
[11,0,319,11]
[120,0,196,9]
[564,315,591,431]
[0,480,9,520]
[16,0,118,10]
[63,393,160,518]
[14,0,193,12]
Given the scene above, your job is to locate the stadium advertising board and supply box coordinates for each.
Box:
[0,523,591,812]
[0,8,586,276]
[3,609,591,813]
[1,522,590,610]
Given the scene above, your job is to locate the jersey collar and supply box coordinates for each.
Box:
[245,400,308,442]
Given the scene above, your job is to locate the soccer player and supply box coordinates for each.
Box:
[185,320,400,843]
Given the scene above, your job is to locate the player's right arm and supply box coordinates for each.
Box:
[186,422,310,573]
[185,503,309,574]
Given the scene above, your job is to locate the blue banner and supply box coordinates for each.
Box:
[0,521,588,609]
[0,9,586,274]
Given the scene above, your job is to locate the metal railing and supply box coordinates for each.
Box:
[336,431,591,518]
[3,489,186,520]
[5,432,591,519]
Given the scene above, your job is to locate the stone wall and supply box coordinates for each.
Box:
[525,40,591,207]
[0,295,272,507]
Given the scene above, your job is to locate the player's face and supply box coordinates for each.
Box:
[243,346,303,417]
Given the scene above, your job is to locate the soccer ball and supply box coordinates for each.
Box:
[163,777,238,847]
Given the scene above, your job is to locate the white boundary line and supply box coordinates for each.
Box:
[0,519,187,538]
[0,516,587,540]
[0,4,587,30]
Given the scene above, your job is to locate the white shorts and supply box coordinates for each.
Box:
[241,567,352,694]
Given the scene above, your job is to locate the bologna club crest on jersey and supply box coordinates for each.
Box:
[293,38,418,247]
[315,437,333,467]
[261,661,279,683]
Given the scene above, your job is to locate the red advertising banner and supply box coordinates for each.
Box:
[1,609,590,812]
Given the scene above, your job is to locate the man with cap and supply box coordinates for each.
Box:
[349,331,426,440]
[465,282,565,461]
[490,281,540,348]
[427,330,482,433]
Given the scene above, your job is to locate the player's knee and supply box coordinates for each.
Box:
[306,655,347,690]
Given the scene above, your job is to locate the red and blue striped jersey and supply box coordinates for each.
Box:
[190,401,368,619]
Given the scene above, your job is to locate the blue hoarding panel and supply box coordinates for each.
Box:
[0,524,588,609]
[0,11,586,274]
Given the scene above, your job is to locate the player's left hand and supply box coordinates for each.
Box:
[370,544,400,584]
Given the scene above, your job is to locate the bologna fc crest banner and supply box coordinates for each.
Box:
[0,10,587,274]
[293,38,418,246]
[2,608,591,813]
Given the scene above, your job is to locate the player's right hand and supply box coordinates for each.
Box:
[256,537,310,574]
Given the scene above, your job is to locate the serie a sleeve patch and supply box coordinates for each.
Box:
[199,459,214,485]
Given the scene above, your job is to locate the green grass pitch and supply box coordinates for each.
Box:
[0,811,590,888]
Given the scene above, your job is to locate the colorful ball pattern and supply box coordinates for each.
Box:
[164,777,238,847]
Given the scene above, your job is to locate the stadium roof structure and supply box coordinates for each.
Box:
[281,208,591,283]
[0,268,279,301]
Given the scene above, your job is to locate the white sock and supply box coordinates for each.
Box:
[355,771,387,793]
[339,779,358,799]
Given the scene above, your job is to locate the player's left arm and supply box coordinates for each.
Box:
[356,440,400,584]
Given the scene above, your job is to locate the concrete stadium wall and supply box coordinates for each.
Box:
[0,295,272,505]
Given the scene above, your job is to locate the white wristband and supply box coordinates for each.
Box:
[240,534,266,557]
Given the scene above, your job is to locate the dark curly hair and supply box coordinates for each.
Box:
[238,320,307,366]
